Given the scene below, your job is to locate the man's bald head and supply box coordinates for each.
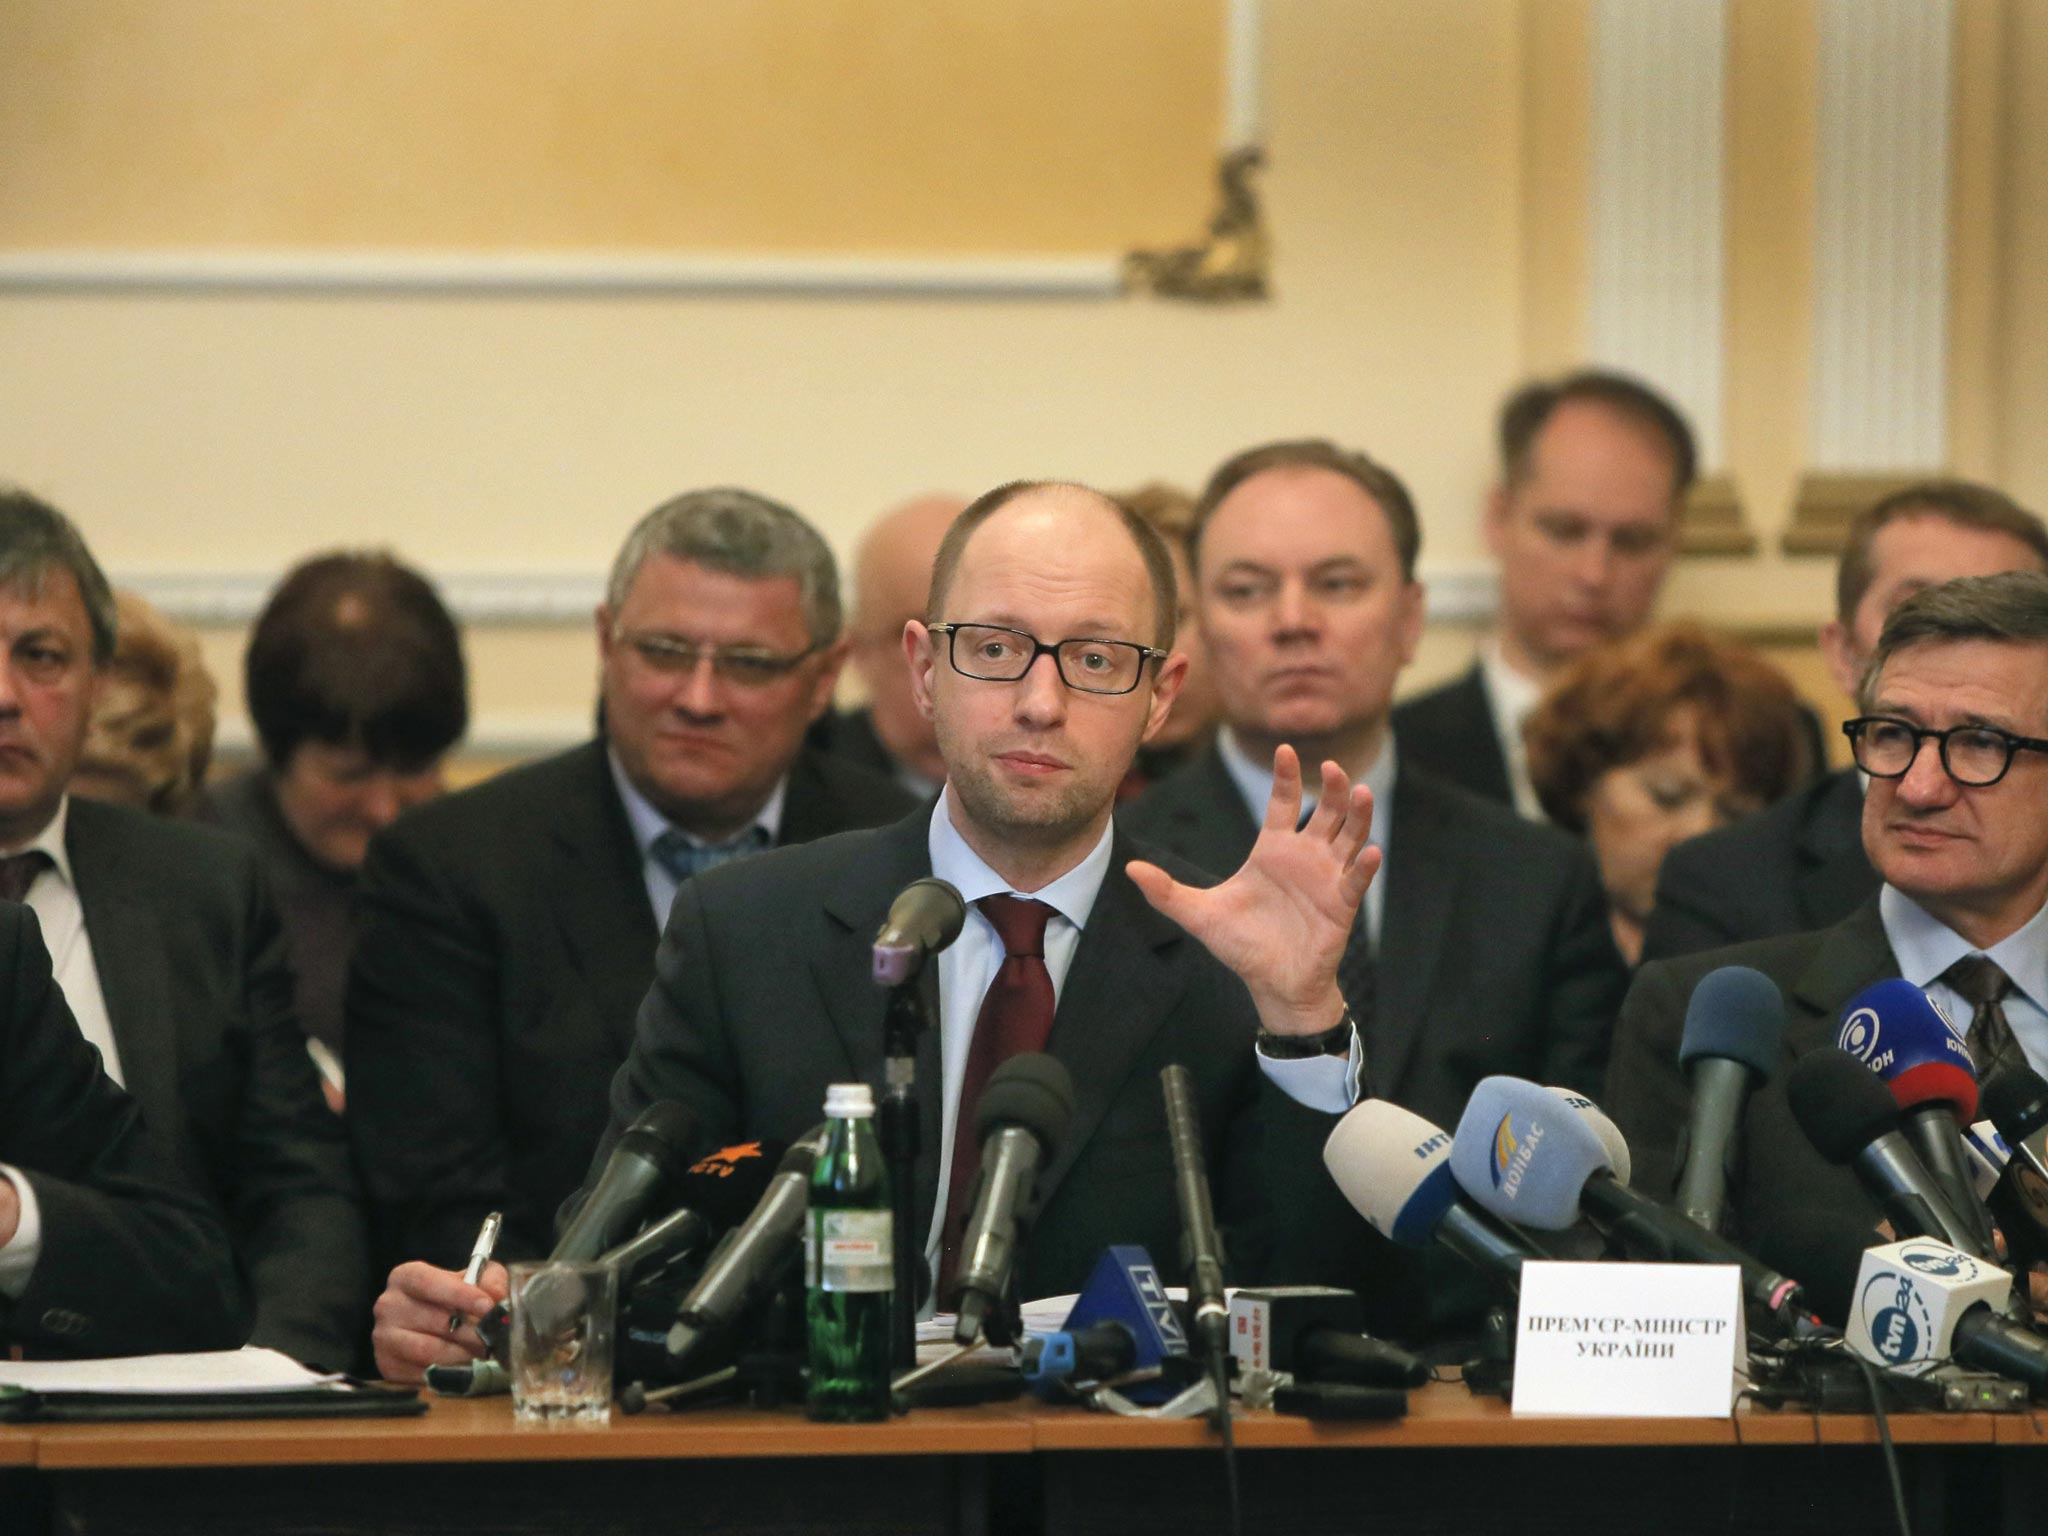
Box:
[926,481,1179,649]
[852,494,967,645]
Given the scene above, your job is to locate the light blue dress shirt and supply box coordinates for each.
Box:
[1880,886,2048,1074]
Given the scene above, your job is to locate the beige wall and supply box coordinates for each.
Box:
[1,0,2042,769]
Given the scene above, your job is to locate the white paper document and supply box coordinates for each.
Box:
[0,1346,344,1395]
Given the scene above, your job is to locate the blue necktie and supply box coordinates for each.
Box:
[650,825,772,884]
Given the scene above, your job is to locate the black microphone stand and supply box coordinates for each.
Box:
[880,968,937,1370]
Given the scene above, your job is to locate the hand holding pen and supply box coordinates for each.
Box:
[450,1210,503,1332]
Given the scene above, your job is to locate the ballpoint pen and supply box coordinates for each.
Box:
[450,1210,503,1333]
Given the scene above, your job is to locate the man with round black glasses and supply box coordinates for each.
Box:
[1606,570,2048,1285]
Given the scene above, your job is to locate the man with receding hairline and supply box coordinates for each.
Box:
[811,493,965,795]
[371,478,1385,1381]
[1395,370,1696,816]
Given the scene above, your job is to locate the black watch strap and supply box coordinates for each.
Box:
[1256,1008,1355,1060]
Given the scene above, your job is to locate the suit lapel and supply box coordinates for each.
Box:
[1373,773,1459,1099]
[1785,899,1898,1055]
[1148,747,1257,880]
[1448,666,1515,806]
[64,804,181,1126]
[1036,834,1187,1214]
[544,746,662,1056]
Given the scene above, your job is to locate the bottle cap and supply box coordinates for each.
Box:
[824,1082,876,1118]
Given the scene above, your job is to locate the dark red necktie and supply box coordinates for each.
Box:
[939,895,1056,1298]
[0,851,52,905]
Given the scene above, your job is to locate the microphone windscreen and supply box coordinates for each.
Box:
[671,1138,791,1229]
[976,1053,1077,1155]
[1547,1087,1632,1187]
[1787,1048,1904,1163]
[1321,1099,1456,1246]
[1678,966,1787,1075]
[1983,1063,2048,1146]
[1838,979,1979,1119]
[1450,1076,1612,1231]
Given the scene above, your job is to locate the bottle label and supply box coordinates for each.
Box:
[807,1210,894,1293]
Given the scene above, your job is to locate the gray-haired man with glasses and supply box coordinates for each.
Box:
[352,490,914,1343]
[1608,570,2048,1316]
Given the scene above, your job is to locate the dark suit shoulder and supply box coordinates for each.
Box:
[1393,763,1574,856]
[1643,770,1874,959]
[784,746,920,836]
[378,742,610,848]
[1391,666,1513,804]
[67,795,270,903]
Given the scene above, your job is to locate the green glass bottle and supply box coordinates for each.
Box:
[804,1082,894,1421]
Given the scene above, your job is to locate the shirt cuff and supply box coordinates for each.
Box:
[0,1165,43,1300]
[1255,1027,1364,1114]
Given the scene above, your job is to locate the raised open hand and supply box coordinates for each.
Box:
[1127,744,1380,1037]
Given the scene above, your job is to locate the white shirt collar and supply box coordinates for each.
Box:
[0,795,74,888]
[1881,885,2048,1016]
[925,787,1113,933]
[606,748,787,855]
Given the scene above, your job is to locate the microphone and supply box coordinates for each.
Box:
[662,1124,829,1371]
[1020,1245,1190,1404]
[553,1102,700,1262]
[1548,1087,1631,1186]
[1837,979,1996,1256]
[1226,1287,1428,1390]
[952,1054,1076,1346]
[1160,1064,1229,1365]
[1845,1237,2048,1397]
[1673,966,1786,1232]
[1786,1048,1978,1254]
[872,878,967,986]
[594,1139,787,1286]
[1448,1077,1811,1335]
[1983,1064,2048,1268]
[1321,1099,1543,1291]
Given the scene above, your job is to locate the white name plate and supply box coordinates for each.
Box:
[1511,1261,1746,1417]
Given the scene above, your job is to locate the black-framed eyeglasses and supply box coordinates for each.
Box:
[619,631,820,688]
[1843,715,2048,788]
[929,622,1168,697]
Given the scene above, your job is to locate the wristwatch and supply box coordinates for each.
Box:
[1255,1008,1356,1060]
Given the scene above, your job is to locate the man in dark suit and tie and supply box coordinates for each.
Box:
[1124,440,1627,1134]
[1607,572,2048,1309]
[373,480,1386,1380]
[0,489,365,1368]
[348,489,915,1280]
[0,901,248,1356]
[1392,371,1696,816]
[1643,481,2048,960]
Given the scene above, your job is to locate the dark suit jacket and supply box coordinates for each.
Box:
[347,741,916,1272]
[588,810,1365,1307]
[1641,769,1878,962]
[1,902,248,1356]
[807,706,897,779]
[64,798,368,1369]
[1121,747,1626,1131]
[1390,666,1513,807]
[1604,900,1898,1318]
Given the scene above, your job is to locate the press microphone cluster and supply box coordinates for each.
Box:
[1449,1076,1815,1338]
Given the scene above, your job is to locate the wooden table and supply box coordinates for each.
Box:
[0,1387,2036,1536]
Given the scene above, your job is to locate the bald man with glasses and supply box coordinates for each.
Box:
[1606,571,2048,1301]
[347,490,914,1286]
